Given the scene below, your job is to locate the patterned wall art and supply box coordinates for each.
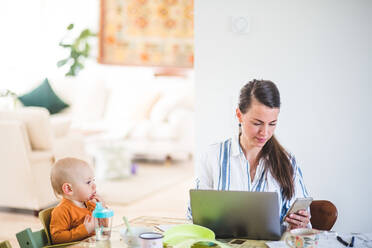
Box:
[99,0,194,68]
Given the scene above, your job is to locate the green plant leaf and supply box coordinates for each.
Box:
[66,70,75,77]
[80,29,92,39]
[0,89,17,98]
[82,43,90,57]
[67,63,78,76]
[71,50,81,59]
[58,26,96,77]
[59,42,72,48]
[77,62,84,70]
[57,58,69,67]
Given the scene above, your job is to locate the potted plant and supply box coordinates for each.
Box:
[0,89,18,109]
[57,24,96,77]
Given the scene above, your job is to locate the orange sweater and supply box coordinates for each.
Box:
[50,198,96,244]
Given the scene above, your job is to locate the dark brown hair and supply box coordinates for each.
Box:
[239,79,294,200]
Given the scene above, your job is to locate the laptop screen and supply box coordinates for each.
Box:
[190,189,282,240]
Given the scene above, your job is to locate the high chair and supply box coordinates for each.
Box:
[16,228,49,248]
[16,207,79,248]
[38,207,54,245]
[0,240,12,248]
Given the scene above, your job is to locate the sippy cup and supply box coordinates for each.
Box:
[92,202,114,241]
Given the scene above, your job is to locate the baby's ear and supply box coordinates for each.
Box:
[62,183,73,195]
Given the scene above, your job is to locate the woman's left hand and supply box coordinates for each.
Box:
[285,210,310,230]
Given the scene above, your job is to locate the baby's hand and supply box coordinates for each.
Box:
[91,194,107,208]
[84,215,95,234]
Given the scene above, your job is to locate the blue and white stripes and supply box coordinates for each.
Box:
[218,139,232,190]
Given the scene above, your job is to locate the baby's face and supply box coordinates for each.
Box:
[70,165,96,203]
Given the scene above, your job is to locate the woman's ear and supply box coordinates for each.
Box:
[62,183,73,195]
[236,108,242,123]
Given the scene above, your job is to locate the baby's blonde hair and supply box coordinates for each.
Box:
[50,157,89,197]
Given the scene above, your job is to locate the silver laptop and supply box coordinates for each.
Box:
[190,189,283,240]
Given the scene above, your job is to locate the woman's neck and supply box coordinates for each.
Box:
[239,134,262,164]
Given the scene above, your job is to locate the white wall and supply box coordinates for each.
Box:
[0,0,180,93]
[0,0,100,89]
[195,0,372,232]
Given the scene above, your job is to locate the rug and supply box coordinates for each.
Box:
[97,162,194,206]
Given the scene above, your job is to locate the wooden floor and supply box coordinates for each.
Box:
[0,161,194,247]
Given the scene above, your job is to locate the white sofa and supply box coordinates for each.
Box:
[49,74,195,162]
[0,107,87,212]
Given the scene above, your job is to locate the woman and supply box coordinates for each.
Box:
[190,79,310,230]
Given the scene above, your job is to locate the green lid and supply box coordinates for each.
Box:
[92,202,114,218]
[163,224,215,246]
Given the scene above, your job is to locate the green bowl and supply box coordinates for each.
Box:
[163,224,215,246]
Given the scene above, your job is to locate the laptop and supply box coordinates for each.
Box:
[190,189,283,240]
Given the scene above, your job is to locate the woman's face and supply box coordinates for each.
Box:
[236,99,279,149]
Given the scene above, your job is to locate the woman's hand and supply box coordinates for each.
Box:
[285,210,310,230]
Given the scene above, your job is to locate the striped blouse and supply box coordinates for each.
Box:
[188,135,310,223]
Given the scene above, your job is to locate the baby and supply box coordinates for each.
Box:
[49,157,104,244]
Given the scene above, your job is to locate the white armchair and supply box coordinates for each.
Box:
[0,107,86,213]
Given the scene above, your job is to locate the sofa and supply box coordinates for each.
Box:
[49,73,195,162]
[0,107,87,212]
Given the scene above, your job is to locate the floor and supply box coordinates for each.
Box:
[0,160,194,247]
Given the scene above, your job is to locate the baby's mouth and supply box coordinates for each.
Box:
[90,192,96,200]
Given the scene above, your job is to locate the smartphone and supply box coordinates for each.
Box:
[285,197,313,219]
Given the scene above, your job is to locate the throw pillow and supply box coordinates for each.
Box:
[18,78,69,114]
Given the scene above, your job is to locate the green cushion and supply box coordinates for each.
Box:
[18,79,69,114]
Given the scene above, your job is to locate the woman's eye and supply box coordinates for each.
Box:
[87,181,91,185]
[253,123,261,126]
[269,123,277,126]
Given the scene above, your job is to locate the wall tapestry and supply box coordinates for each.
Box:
[99,0,194,68]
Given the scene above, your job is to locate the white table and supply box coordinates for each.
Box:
[70,216,372,248]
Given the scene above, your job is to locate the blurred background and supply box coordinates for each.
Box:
[0,0,195,246]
